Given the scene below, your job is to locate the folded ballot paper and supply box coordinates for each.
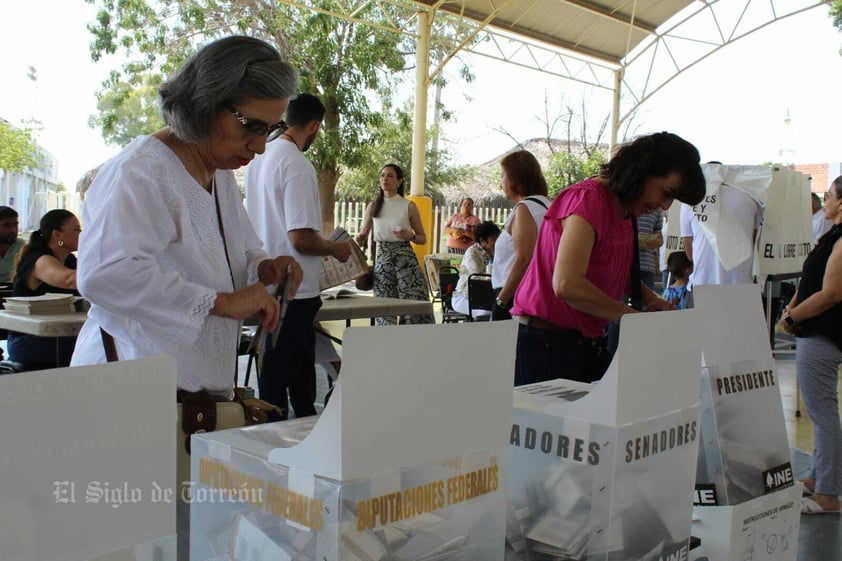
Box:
[3,293,78,314]
[319,228,369,291]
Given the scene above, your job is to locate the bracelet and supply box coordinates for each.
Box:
[411,234,417,243]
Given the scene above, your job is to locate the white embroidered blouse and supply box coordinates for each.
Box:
[71,136,269,393]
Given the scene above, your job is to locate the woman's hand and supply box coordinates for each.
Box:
[212,283,280,331]
[778,308,801,335]
[645,298,675,312]
[392,227,414,242]
[258,256,303,299]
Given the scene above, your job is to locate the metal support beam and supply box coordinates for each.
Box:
[411,9,431,197]
[610,68,622,153]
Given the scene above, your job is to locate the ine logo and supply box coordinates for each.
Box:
[694,484,719,506]
[763,462,794,494]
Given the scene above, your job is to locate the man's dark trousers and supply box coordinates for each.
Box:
[258,296,322,420]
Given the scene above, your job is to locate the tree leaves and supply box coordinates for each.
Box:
[0,120,42,174]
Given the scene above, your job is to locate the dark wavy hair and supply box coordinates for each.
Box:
[667,251,693,280]
[500,150,548,198]
[600,132,705,206]
[13,209,76,279]
[474,220,501,243]
[372,163,405,218]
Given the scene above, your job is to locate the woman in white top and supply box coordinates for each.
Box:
[71,36,304,393]
[356,164,434,324]
[491,150,551,320]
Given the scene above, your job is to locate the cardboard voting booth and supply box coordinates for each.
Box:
[756,168,813,277]
[190,321,517,561]
[690,285,799,561]
[508,310,703,561]
[0,357,177,561]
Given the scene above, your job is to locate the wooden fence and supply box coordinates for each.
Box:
[334,201,511,254]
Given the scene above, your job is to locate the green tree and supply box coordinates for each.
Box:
[88,71,164,147]
[0,120,41,173]
[545,150,606,199]
[337,102,471,204]
[832,1,842,30]
[86,0,413,231]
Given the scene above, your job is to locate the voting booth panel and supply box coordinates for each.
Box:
[756,168,813,277]
[191,321,517,561]
[507,310,704,561]
[0,357,177,561]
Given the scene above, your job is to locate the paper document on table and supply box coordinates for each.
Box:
[319,228,369,291]
[3,293,77,315]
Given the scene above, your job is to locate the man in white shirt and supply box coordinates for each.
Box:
[681,184,762,289]
[246,94,351,420]
[812,191,833,243]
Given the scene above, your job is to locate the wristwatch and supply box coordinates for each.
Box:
[784,315,796,328]
[495,297,511,310]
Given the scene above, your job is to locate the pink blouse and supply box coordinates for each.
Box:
[511,178,634,338]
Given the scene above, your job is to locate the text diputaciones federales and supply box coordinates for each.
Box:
[356,461,499,531]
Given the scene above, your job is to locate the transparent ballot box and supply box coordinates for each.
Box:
[695,359,793,507]
[190,321,517,561]
[508,381,701,561]
[190,420,507,560]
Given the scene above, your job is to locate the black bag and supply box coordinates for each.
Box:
[582,336,612,382]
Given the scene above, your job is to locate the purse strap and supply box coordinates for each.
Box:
[629,216,643,310]
[101,328,118,362]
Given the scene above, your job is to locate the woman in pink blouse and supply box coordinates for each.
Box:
[511,132,706,385]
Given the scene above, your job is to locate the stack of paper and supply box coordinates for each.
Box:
[3,293,77,315]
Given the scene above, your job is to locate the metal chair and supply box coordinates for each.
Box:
[467,273,494,321]
[438,266,468,323]
[424,254,442,306]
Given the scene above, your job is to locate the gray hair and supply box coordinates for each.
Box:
[159,36,299,143]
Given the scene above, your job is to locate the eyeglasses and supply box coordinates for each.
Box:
[223,104,287,142]
[824,190,835,203]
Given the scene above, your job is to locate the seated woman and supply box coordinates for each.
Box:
[7,209,81,369]
[452,221,500,319]
[444,197,481,254]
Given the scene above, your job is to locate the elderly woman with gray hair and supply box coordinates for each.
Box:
[71,35,303,393]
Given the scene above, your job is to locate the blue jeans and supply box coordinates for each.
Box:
[514,323,586,385]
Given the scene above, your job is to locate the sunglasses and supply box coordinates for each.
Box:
[223,104,287,142]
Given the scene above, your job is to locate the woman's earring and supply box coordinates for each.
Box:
[58,241,64,247]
